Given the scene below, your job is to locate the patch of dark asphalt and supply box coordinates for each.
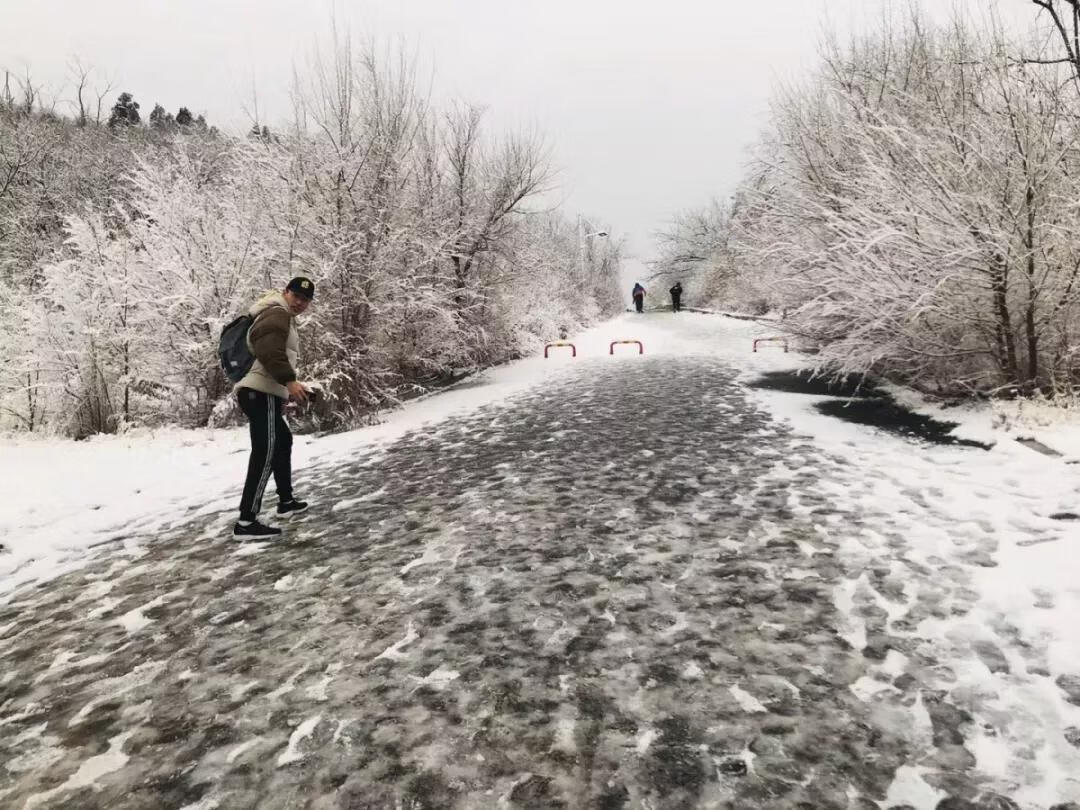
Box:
[748,370,992,450]
[1015,437,1063,457]
[815,399,992,450]
[748,370,883,398]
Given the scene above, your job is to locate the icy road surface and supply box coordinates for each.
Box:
[2,314,1078,809]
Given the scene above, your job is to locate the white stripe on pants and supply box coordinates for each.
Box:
[252,392,276,515]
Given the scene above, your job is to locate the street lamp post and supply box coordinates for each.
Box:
[578,217,609,277]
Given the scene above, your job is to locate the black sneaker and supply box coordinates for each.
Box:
[233,520,282,540]
[277,499,309,516]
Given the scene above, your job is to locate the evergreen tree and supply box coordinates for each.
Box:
[149,104,177,133]
[107,92,141,127]
[148,103,167,129]
[175,107,193,127]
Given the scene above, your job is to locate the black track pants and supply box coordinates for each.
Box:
[237,388,293,521]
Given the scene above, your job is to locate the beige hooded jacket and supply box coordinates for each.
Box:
[234,291,300,399]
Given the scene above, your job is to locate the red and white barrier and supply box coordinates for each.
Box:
[544,342,577,358]
[609,340,644,355]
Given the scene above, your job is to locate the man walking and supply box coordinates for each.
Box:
[631,282,646,313]
[669,281,683,312]
[233,276,315,539]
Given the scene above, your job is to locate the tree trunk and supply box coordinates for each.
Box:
[26,371,35,432]
[991,253,1020,387]
[1023,185,1040,389]
[123,342,130,421]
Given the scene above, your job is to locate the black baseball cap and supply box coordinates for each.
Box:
[285,277,315,300]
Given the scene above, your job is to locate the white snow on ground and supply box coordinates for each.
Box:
[635,727,659,755]
[2,310,1079,802]
[22,731,133,810]
[885,765,948,809]
[729,684,769,714]
[179,797,222,810]
[408,664,460,692]
[276,714,321,767]
[715,326,1080,805]
[879,379,1080,463]
[372,621,420,663]
[227,737,261,764]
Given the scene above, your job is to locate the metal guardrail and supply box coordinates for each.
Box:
[609,340,644,355]
[543,342,577,358]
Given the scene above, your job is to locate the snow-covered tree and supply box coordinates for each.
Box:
[653,199,738,311]
[0,36,623,435]
[107,92,140,128]
[703,8,1080,395]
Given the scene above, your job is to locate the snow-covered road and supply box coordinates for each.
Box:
[2,314,1078,809]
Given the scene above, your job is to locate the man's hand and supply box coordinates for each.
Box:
[286,381,309,402]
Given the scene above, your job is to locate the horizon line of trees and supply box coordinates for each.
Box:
[0,40,623,437]
[2,67,216,134]
[655,2,1080,401]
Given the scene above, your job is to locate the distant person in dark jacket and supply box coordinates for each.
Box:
[631,282,646,313]
[670,282,683,312]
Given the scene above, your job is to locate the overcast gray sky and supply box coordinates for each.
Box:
[1,0,1039,279]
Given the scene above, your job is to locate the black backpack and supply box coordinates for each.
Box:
[219,314,256,383]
